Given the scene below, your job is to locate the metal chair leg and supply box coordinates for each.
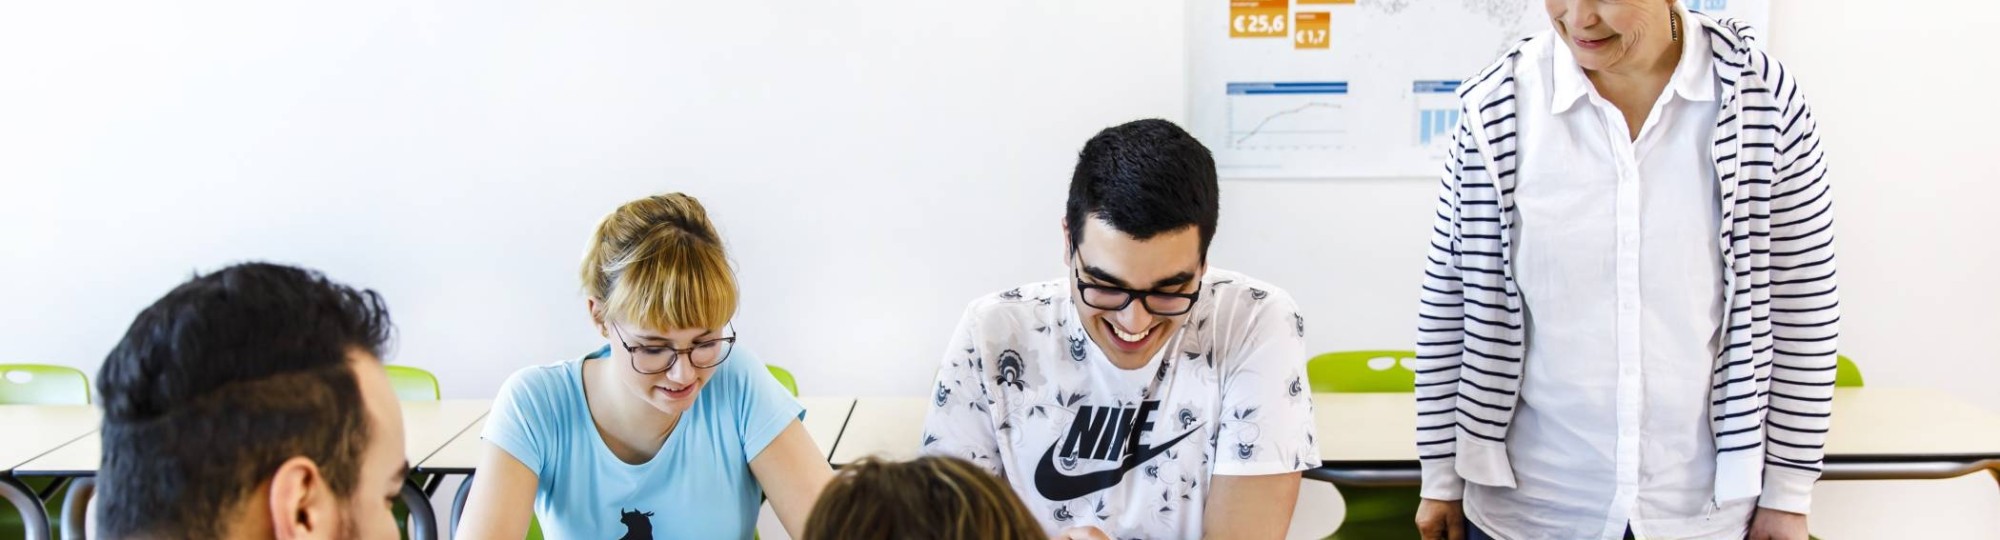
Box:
[400,479,437,540]
[0,475,52,540]
[451,473,477,535]
[61,477,93,540]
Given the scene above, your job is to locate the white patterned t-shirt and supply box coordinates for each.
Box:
[920,268,1319,539]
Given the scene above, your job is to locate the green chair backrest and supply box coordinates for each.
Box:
[767,364,798,397]
[385,365,441,401]
[1306,350,1417,393]
[1835,355,1863,388]
[1306,352,1858,391]
[0,364,91,405]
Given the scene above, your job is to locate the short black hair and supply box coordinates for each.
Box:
[96,262,394,538]
[1065,118,1220,258]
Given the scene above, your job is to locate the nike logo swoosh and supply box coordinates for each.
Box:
[1033,424,1204,501]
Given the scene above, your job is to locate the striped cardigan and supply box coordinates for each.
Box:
[1412,15,1839,512]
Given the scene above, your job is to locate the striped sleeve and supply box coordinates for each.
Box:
[1758,70,1838,514]
[1411,112,1473,501]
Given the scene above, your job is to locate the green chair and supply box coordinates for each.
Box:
[1307,350,1418,394]
[1306,351,1424,540]
[383,365,440,539]
[1835,355,1864,387]
[767,364,799,397]
[0,364,90,406]
[385,365,441,402]
[0,364,91,539]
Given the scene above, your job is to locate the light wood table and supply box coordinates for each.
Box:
[419,396,858,533]
[418,418,488,475]
[1819,388,2000,480]
[394,399,491,540]
[799,396,857,461]
[400,399,493,467]
[14,400,490,540]
[14,435,99,540]
[1308,388,2000,488]
[417,396,855,474]
[0,405,98,540]
[0,405,98,470]
[14,435,99,476]
[17,399,493,474]
[828,397,928,465]
[819,390,2000,492]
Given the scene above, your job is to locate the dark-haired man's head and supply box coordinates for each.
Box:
[96,262,407,540]
[1062,119,1220,370]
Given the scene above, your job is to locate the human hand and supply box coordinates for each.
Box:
[1054,525,1113,540]
[1415,498,1466,540]
[1747,507,1809,540]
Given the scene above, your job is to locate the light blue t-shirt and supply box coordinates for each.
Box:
[483,346,803,539]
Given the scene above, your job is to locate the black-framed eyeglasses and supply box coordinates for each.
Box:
[1071,255,1202,316]
[610,323,738,375]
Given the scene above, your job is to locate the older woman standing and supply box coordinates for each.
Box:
[1410,1,1838,540]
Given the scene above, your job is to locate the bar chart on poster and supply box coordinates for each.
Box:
[1188,0,1771,179]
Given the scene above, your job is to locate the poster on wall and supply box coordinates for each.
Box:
[1187,0,1772,180]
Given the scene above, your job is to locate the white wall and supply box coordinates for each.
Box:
[1764,1,2000,537]
[0,0,1183,400]
[3,0,1996,537]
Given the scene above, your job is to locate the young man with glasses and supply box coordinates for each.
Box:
[921,119,1318,539]
[456,193,832,539]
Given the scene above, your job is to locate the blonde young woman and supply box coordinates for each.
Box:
[456,193,832,539]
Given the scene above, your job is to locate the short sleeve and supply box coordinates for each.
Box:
[918,304,1005,477]
[482,366,564,477]
[725,347,806,461]
[1212,290,1320,476]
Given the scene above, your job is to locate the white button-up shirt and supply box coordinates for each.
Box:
[1462,17,1756,540]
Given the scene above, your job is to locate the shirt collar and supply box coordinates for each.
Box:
[1551,3,1715,115]
[1666,7,1717,103]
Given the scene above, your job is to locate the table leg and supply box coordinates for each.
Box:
[60,477,93,540]
[0,475,51,540]
[401,479,437,540]
[451,473,477,535]
[421,473,443,497]
[1308,465,1422,487]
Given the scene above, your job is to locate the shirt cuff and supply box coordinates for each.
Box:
[1757,465,1819,514]
[1420,460,1466,501]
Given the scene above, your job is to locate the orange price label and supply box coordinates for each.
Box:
[1229,0,1289,38]
[1294,12,1330,50]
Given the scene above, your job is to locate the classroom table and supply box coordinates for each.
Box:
[826,390,2000,499]
[0,405,99,540]
[827,397,928,465]
[10,434,96,540]
[1308,388,2000,489]
[420,396,857,533]
[799,396,858,461]
[12,399,490,540]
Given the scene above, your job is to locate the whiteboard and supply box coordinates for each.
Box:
[1187,0,1771,179]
